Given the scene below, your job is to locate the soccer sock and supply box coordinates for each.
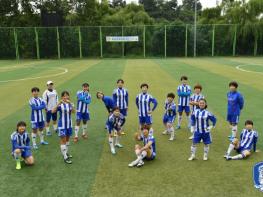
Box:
[187,116,192,128]
[178,115,182,127]
[170,127,175,139]
[109,137,114,150]
[204,145,209,156]
[231,154,244,160]
[115,135,120,145]
[75,126,79,138]
[227,143,235,156]
[40,131,45,143]
[31,133,37,146]
[46,127,50,134]
[60,144,68,160]
[14,152,21,163]
[231,125,238,138]
[135,149,141,158]
[82,124,87,135]
[191,145,196,156]
[53,124,57,131]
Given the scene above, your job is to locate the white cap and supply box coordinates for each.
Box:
[47,80,53,85]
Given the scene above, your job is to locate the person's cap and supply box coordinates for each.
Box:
[47,81,53,85]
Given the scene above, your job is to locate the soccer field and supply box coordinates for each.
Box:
[1,57,263,197]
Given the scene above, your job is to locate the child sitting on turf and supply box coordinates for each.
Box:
[225,120,258,160]
[11,121,34,170]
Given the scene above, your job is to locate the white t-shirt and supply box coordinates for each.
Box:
[42,89,59,111]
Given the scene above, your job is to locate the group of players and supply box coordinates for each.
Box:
[11,76,258,169]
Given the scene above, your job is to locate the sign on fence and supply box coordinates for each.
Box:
[106,36,139,42]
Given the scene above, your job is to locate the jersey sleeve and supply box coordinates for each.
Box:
[208,112,217,126]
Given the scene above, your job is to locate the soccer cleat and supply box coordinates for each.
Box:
[137,161,144,168]
[66,153,73,159]
[64,158,72,164]
[188,155,196,161]
[162,130,168,135]
[111,148,116,155]
[188,135,193,140]
[223,153,228,158]
[128,160,138,167]
[121,131,126,135]
[46,131,52,136]
[169,137,175,141]
[115,144,123,148]
[33,145,38,150]
[82,133,88,139]
[226,156,232,161]
[73,137,79,143]
[203,154,208,161]
[41,141,49,145]
[176,126,181,130]
[16,162,21,170]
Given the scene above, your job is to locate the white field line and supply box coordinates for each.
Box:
[235,64,263,74]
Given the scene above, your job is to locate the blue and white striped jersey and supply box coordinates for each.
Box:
[107,113,126,132]
[11,131,30,152]
[141,135,156,154]
[57,102,73,130]
[76,90,91,114]
[113,88,128,110]
[164,100,176,117]
[136,93,158,117]
[177,84,191,106]
[29,97,46,123]
[190,93,205,112]
[240,129,258,151]
[191,109,217,133]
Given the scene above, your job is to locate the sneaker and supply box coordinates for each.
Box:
[188,155,196,161]
[226,156,232,161]
[33,145,38,150]
[41,141,49,145]
[82,133,88,139]
[128,160,138,167]
[115,144,123,148]
[203,154,208,161]
[46,131,52,136]
[188,135,194,140]
[137,161,144,167]
[73,136,79,143]
[66,153,73,159]
[169,137,175,141]
[16,162,21,170]
[162,130,168,135]
[229,136,235,142]
[223,154,228,158]
[121,131,126,135]
[176,126,181,130]
[64,158,72,164]
[111,148,116,155]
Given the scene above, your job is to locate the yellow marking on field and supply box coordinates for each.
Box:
[0,60,100,119]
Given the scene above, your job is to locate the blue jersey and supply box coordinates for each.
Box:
[177,84,192,106]
[29,97,46,123]
[227,91,244,115]
[113,88,128,110]
[239,129,258,151]
[164,100,176,117]
[57,102,73,130]
[107,113,126,132]
[102,96,116,113]
[191,109,217,133]
[11,131,30,152]
[141,135,156,154]
[76,90,91,114]
[190,93,204,112]
[136,93,158,117]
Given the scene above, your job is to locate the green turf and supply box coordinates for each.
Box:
[0,58,262,197]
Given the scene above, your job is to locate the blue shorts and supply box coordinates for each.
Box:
[163,115,175,124]
[236,146,250,154]
[120,109,127,117]
[178,106,190,113]
[46,111,57,122]
[193,132,212,145]
[227,114,239,124]
[145,152,156,161]
[107,127,121,134]
[139,116,152,125]
[13,150,32,159]
[58,128,72,137]
[76,112,90,121]
[31,121,45,129]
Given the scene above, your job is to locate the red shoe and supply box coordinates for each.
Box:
[73,136,79,143]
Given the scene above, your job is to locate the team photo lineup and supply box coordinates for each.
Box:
[12,76,258,169]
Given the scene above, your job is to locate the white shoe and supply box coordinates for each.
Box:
[203,154,208,161]
[137,161,144,167]
[162,130,168,135]
[169,137,174,141]
[111,148,116,155]
[188,135,193,140]
[188,155,196,161]
[128,160,138,167]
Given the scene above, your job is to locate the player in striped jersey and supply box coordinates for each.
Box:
[227,81,244,141]
[225,120,258,160]
[136,83,158,130]
[11,121,34,170]
[52,91,75,164]
[128,125,156,168]
[177,76,192,130]
[42,81,58,136]
[106,107,126,155]
[162,93,176,141]
[113,79,128,135]
[29,87,48,149]
[74,83,91,143]
[188,99,217,161]
[189,84,205,140]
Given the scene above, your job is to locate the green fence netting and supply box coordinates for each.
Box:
[0,24,262,59]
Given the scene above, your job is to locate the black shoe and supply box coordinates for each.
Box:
[64,158,72,164]
[67,153,73,158]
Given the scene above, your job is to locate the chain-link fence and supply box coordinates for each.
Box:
[0,24,262,59]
